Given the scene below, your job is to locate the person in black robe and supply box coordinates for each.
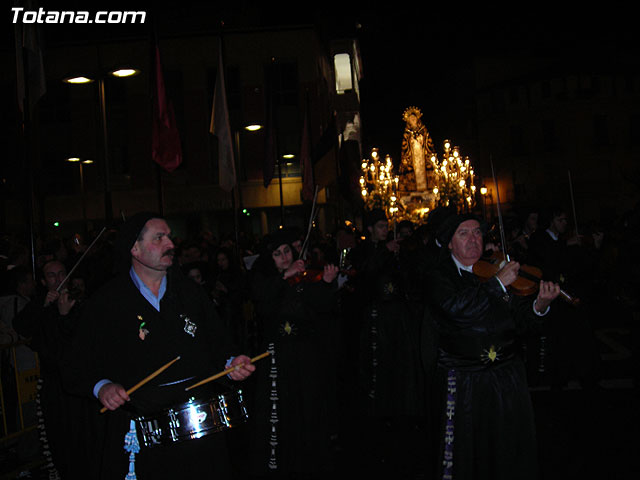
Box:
[348,208,425,476]
[64,212,255,480]
[425,213,561,480]
[245,230,339,479]
[13,259,94,480]
[526,207,601,390]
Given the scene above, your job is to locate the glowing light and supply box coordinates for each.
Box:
[64,76,93,84]
[110,68,139,78]
[245,124,263,131]
[431,140,477,213]
[360,148,399,221]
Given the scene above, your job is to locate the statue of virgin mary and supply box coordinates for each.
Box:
[398,106,434,193]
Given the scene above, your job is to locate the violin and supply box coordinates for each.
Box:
[286,260,351,286]
[473,252,580,306]
[287,266,324,285]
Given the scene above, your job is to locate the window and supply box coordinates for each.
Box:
[334,53,353,94]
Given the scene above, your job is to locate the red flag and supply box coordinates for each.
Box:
[300,106,314,202]
[152,44,182,173]
[210,40,236,192]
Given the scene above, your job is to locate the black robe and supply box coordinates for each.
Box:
[425,255,543,480]
[13,292,97,480]
[246,270,339,477]
[350,239,424,419]
[65,267,239,480]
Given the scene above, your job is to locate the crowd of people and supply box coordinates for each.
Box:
[0,201,638,479]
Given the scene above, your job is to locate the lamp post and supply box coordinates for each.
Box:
[66,157,93,235]
[63,68,140,223]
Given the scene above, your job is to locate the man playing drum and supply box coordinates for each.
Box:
[65,212,255,479]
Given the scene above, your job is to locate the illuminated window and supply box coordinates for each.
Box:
[334,53,353,94]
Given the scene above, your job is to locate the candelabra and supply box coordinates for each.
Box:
[360,148,399,219]
[430,140,476,212]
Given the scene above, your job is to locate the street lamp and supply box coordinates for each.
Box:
[63,67,140,222]
[66,157,94,234]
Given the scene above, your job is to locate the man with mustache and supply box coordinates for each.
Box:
[66,212,254,479]
[425,213,560,480]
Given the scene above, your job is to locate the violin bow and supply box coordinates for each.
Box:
[490,157,510,263]
[299,185,319,260]
[568,170,579,237]
[56,226,107,293]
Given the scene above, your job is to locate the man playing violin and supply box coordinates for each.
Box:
[425,213,561,480]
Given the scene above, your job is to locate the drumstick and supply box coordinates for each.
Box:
[184,351,270,392]
[99,355,181,413]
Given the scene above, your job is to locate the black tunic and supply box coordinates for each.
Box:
[247,270,339,477]
[425,255,543,480]
[350,239,424,418]
[14,294,94,480]
[65,267,238,480]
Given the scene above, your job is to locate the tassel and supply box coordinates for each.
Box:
[123,420,140,480]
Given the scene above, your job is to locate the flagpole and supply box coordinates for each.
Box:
[233,130,243,258]
[156,164,165,216]
[278,158,285,227]
[18,32,38,281]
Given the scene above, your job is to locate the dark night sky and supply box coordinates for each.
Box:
[7,2,636,161]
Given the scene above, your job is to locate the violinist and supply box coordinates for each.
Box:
[424,213,561,480]
[13,259,89,479]
[246,230,340,478]
[526,206,602,391]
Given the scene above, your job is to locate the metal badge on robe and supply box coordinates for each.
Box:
[181,314,197,337]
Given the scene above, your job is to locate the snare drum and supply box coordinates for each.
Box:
[135,389,248,448]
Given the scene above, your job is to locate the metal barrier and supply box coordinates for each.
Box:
[0,340,40,442]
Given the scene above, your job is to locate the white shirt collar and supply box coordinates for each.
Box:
[451,253,474,275]
[545,228,558,241]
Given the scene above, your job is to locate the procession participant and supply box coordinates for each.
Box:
[349,208,425,476]
[13,259,87,479]
[65,212,254,480]
[527,207,601,390]
[246,229,339,479]
[425,213,560,480]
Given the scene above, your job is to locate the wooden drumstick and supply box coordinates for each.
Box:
[99,355,181,413]
[185,351,270,392]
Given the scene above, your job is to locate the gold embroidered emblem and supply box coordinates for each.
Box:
[279,321,297,336]
[488,345,497,362]
[481,345,502,363]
